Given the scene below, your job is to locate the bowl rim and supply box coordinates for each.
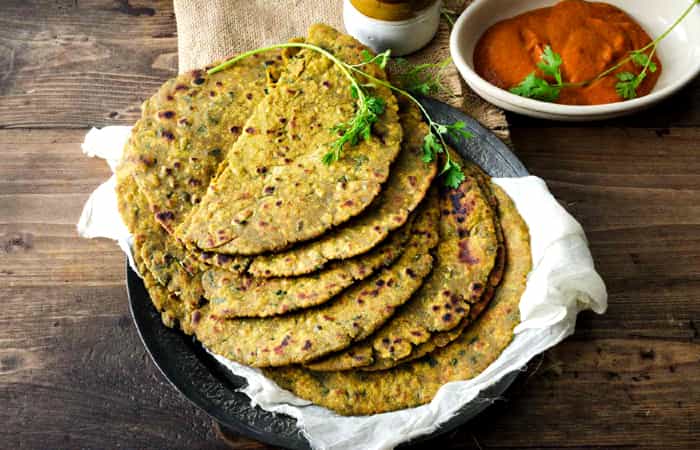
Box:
[449,0,700,117]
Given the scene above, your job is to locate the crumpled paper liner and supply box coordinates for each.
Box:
[78,126,607,450]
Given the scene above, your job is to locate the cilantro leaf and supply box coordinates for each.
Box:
[444,121,474,141]
[324,91,386,164]
[321,149,340,165]
[511,45,565,102]
[537,45,563,85]
[422,132,443,163]
[615,71,645,99]
[375,49,391,69]
[442,159,465,189]
[395,58,452,96]
[510,72,561,102]
[616,71,636,82]
[359,49,391,69]
[424,120,474,188]
[631,51,657,73]
[365,96,386,115]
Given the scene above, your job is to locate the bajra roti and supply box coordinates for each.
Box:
[361,267,500,372]
[246,99,436,277]
[176,24,403,255]
[201,213,414,318]
[118,49,280,234]
[140,268,192,333]
[311,240,503,372]
[359,176,509,371]
[306,161,501,371]
[118,174,204,310]
[115,47,281,307]
[116,173,194,330]
[265,185,531,415]
[194,249,250,273]
[189,189,439,367]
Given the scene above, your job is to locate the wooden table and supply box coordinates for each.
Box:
[1,2,698,449]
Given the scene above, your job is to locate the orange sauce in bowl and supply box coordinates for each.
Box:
[473,0,662,105]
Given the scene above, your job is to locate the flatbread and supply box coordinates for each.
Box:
[201,213,414,318]
[118,49,280,234]
[194,249,251,273]
[141,268,193,333]
[176,24,403,255]
[115,170,203,310]
[360,274,498,372]
[246,99,436,277]
[359,177,508,371]
[306,162,500,371]
[116,173,194,330]
[190,188,439,367]
[265,185,531,415]
[116,171,142,236]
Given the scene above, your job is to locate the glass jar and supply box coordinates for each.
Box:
[343,0,441,56]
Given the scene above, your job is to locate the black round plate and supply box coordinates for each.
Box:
[127,98,529,449]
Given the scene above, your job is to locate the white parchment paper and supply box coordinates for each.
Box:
[78,126,607,450]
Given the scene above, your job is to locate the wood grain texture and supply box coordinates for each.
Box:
[0,1,698,450]
[0,0,177,129]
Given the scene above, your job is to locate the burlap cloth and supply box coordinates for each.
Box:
[173,0,510,142]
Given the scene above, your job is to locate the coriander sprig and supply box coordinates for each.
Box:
[440,8,458,27]
[323,94,386,164]
[209,42,386,166]
[615,47,658,100]
[343,61,471,188]
[208,41,473,188]
[509,45,562,102]
[393,57,453,97]
[353,49,392,70]
[510,0,698,102]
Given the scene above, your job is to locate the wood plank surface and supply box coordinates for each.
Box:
[0,0,178,129]
[0,1,698,449]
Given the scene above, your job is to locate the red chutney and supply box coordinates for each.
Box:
[473,0,662,105]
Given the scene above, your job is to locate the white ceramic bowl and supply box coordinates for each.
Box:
[449,0,700,121]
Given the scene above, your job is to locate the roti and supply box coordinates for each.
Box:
[176,24,403,255]
[116,173,194,330]
[118,49,280,233]
[306,161,501,371]
[189,189,439,367]
[360,274,498,372]
[116,170,204,311]
[359,176,508,371]
[265,185,531,415]
[246,99,436,277]
[201,213,414,318]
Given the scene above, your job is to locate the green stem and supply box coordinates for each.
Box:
[441,8,456,27]
[562,0,698,88]
[348,66,458,172]
[207,42,367,107]
[350,67,429,123]
[637,45,658,85]
[208,40,461,174]
[639,0,699,52]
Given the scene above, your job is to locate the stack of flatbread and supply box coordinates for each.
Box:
[116,24,532,416]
